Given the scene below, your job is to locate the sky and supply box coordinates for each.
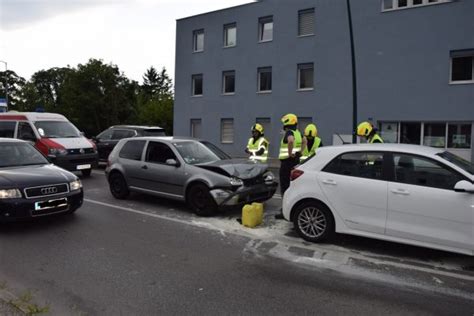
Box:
[0,0,253,83]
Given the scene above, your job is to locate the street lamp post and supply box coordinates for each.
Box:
[0,60,8,111]
[346,0,358,144]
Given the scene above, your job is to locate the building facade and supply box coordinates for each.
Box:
[174,0,474,161]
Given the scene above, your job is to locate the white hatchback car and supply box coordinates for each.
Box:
[283,144,474,256]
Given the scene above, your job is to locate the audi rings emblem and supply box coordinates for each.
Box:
[41,187,58,195]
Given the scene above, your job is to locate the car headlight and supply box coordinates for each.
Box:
[229,177,243,186]
[48,148,68,156]
[263,171,275,183]
[0,189,22,199]
[69,179,83,191]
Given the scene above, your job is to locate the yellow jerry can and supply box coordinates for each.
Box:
[241,203,264,228]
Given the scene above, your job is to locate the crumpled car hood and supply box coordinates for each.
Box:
[197,159,268,179]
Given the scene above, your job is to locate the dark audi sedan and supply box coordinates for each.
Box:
[105,137,278,216]
[0,138,83,222]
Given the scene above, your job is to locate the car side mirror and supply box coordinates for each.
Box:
[454,180,474,193]
[92,136,99,143]
[166,159,179,167]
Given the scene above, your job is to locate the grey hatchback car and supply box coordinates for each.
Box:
[105,137,278,216]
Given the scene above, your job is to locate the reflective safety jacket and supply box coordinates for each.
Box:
[370,133,384,144]
[247,137,268,162]
[279,130,302,160]
[301,137,321,162]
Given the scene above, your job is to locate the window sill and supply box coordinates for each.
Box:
[192,50,204,54]
[221,142,234,144]
[449,80,474,85]
[223,45,236,49]
[191,95,203,98]
[298,34,315,38]
[222,92,235,96]
[297,88,314,92]
[258,39,273,44]
[257,91,272,94]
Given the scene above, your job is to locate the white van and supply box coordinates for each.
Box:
[0,112,98,176]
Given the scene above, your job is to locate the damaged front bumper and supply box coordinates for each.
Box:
[209,181,278,207]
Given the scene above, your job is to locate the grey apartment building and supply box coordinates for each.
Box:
[174,0,474,161]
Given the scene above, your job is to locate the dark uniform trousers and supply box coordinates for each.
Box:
[279,157,299,196]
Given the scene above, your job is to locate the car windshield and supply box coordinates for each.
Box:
[173,141,230,165]
[0,142,49,167]
[437,151,474,175]
[34,121,81,138]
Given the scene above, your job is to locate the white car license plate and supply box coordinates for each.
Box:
[76,164,91,170]
[34,198,68,211]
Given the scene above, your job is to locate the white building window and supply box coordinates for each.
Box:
[221,119,234,143]
[193,29,204,52]
[257,67,272,92]
[259,16,273,42]
[298,8,314,36]
[448,123,471,149]
[190,119,202,138]
[450,50,474,84]
[423,123,446,148]
[298,63,314,90]
[224,23,237,47]
[382,0,451,11]
[222,71,235,94]
[192,74,203,96]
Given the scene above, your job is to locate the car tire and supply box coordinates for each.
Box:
[109,172,130,199]
[81,169,92,177]
[187,183,217,217]
[293,201,334,243]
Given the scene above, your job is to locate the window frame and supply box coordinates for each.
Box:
[258,16,274,43]
[192,74,203,96]
[297,63,314,91]
[298,8,315,37]
[257,67,272,93]
[222,70,236,95]
[386,151,469,190]
[190,119,202,138]
[193,29,204,53]
[145,141,179,166]
[220,118,234,144]
[111,129,137,140]
[0,121,18,139]
[381,0,452,12]
[119,140,146,161]
[223,23,237,48]
[322,151,391,182]
[449,54,474,85]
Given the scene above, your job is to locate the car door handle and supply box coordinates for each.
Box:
[391,188,410,195]
[141,165,148,170]
[322,179,337,185]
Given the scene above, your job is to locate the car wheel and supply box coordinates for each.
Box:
[293,201,334,242]
[187,183,217,217]
[81,169,92,177]
[109,172,130,199]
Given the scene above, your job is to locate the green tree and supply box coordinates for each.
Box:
[0,70,27,110]
[60,59,138,136]
[137,66,174,134]
[31,67,73,112]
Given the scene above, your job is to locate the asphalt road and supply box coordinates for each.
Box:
[0,171,473,315]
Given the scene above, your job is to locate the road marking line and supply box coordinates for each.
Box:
[84,198,474,283]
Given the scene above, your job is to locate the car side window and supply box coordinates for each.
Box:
[146,142,177,164]
[98,129,113,141]
[17,122,36,141]
[119,140,146,161]
[323,151,385,180]
[393,153,464,190]
[0,121,16,138]
[112,129,136,140]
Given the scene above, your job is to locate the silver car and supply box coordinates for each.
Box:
[105,137,278,216]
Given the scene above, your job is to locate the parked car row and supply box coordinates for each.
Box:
[1,111,473,256]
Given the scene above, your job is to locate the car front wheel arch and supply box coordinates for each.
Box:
[185,181,217,217]
[108,170,130,199]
